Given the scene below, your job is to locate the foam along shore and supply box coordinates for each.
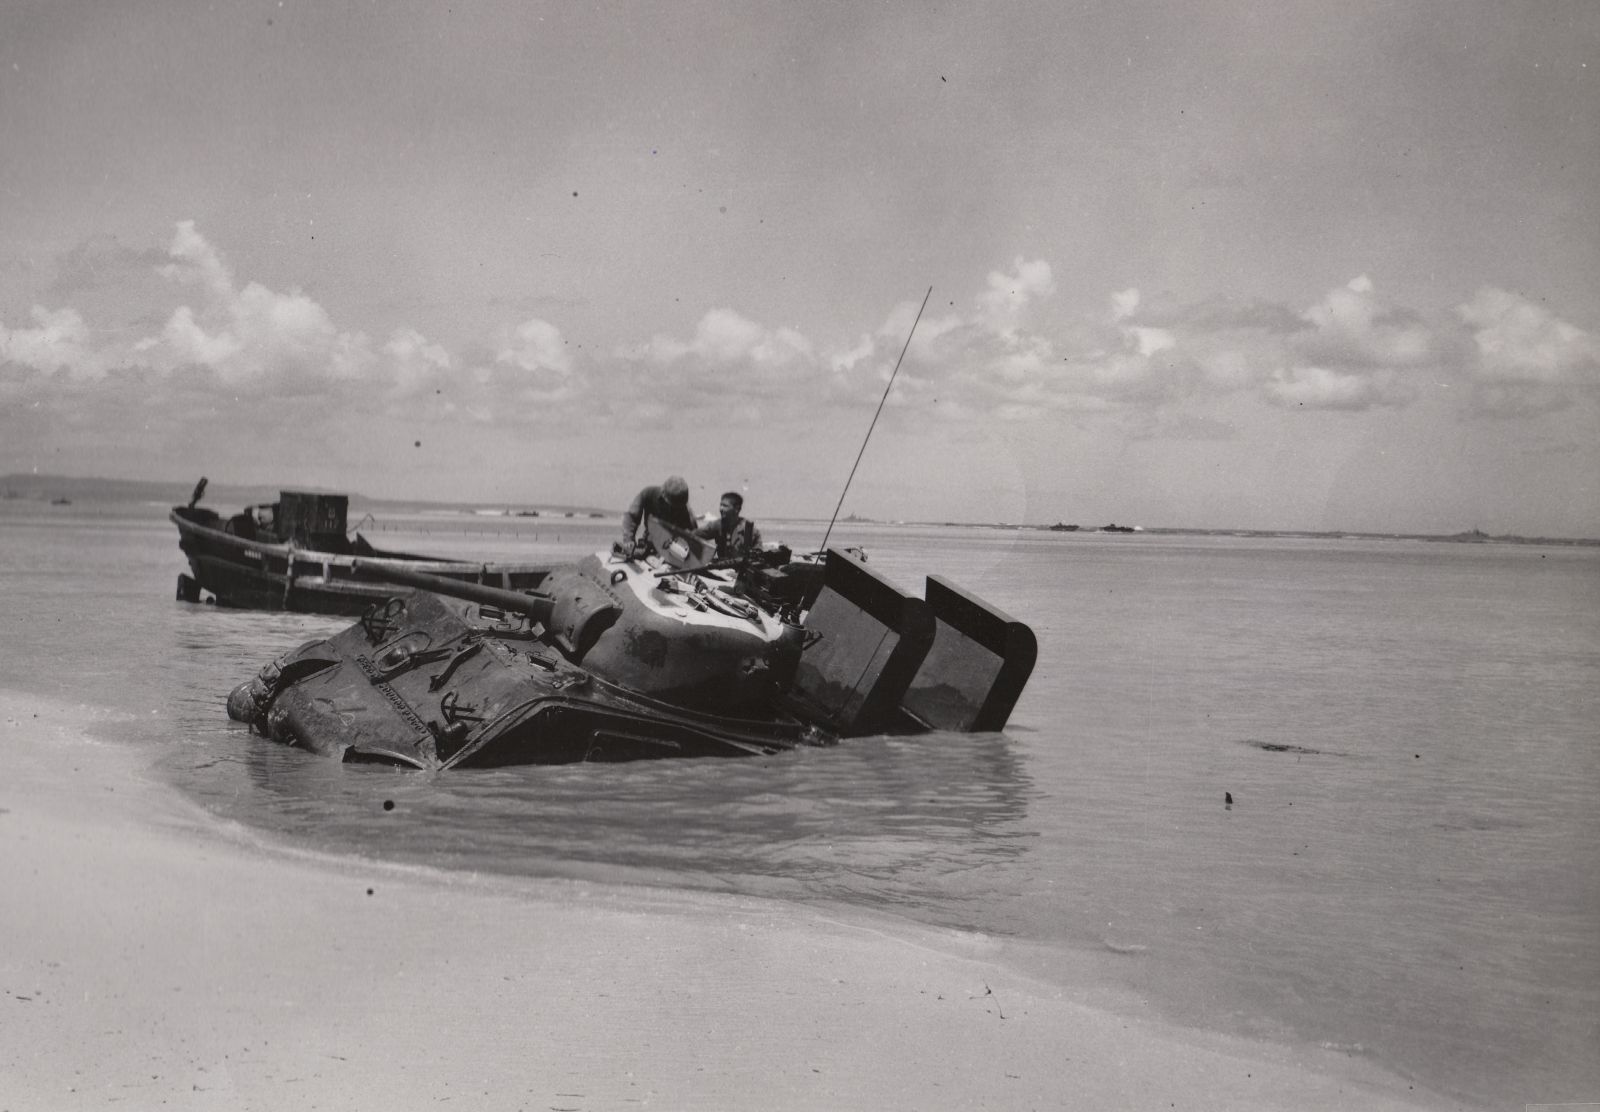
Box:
[1,691,1458,1112]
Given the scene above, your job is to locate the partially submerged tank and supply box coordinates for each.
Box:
[226,520,1036,768]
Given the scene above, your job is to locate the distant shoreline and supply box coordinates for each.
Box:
[939,521,1600,547]
[4,472,1596,547]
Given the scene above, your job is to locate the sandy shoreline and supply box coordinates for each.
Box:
[0,690,1462,1111]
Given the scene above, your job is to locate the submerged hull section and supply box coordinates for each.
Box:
[226,543,1037,768]
[227,589,813,768]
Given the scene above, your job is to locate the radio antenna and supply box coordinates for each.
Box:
[819,285,933,555]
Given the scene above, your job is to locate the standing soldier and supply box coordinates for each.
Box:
[620,475,695,557]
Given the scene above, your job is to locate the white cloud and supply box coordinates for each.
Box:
[7,226,1593,442]
[135,222,379,386]
[826,263,1069,420]
[976,257,1055,337]
[1295,275,1437,370]
[694,308,814,372]
[0,306,97,376]
[159,220,235,306]
[385,328,453,395]
[385,328,451,368]
[603,306,822,424]
[1,224,467,400]
[1265,365,1384,410]
[630,308,814,377]
[491,317,581,406]
[1458,287,1600,385]
[1075,276,1442,412]
[694,309,768,364]
[497,318,572,376]
[1110,288,1141,322]
[152,304,243,368]
[828,332,876,376]
[1129,326,1175,358]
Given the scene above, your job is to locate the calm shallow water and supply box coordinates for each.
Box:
[3,501,1596,1108]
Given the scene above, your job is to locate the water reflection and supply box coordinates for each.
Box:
[176,715,1038,934]
[18,508,1595,1108]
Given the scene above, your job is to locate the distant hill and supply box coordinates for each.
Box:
[2,474,225,505]
[0,474,609,517]
[1097,525,1599,547]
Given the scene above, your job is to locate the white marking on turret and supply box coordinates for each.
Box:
[595,550,781,640]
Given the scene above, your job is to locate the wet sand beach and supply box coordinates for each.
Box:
[0,691,1461,1111]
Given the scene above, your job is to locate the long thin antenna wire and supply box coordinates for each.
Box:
[819,285,933,555]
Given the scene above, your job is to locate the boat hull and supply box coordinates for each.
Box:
[171,505,556,616]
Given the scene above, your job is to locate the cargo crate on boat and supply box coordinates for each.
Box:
[277,491,348,547]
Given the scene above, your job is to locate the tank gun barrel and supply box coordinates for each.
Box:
[350,558,555,626]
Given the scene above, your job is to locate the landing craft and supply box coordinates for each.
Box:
[170,479,556,614]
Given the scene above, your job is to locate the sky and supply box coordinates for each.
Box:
[2,1,1597,534]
